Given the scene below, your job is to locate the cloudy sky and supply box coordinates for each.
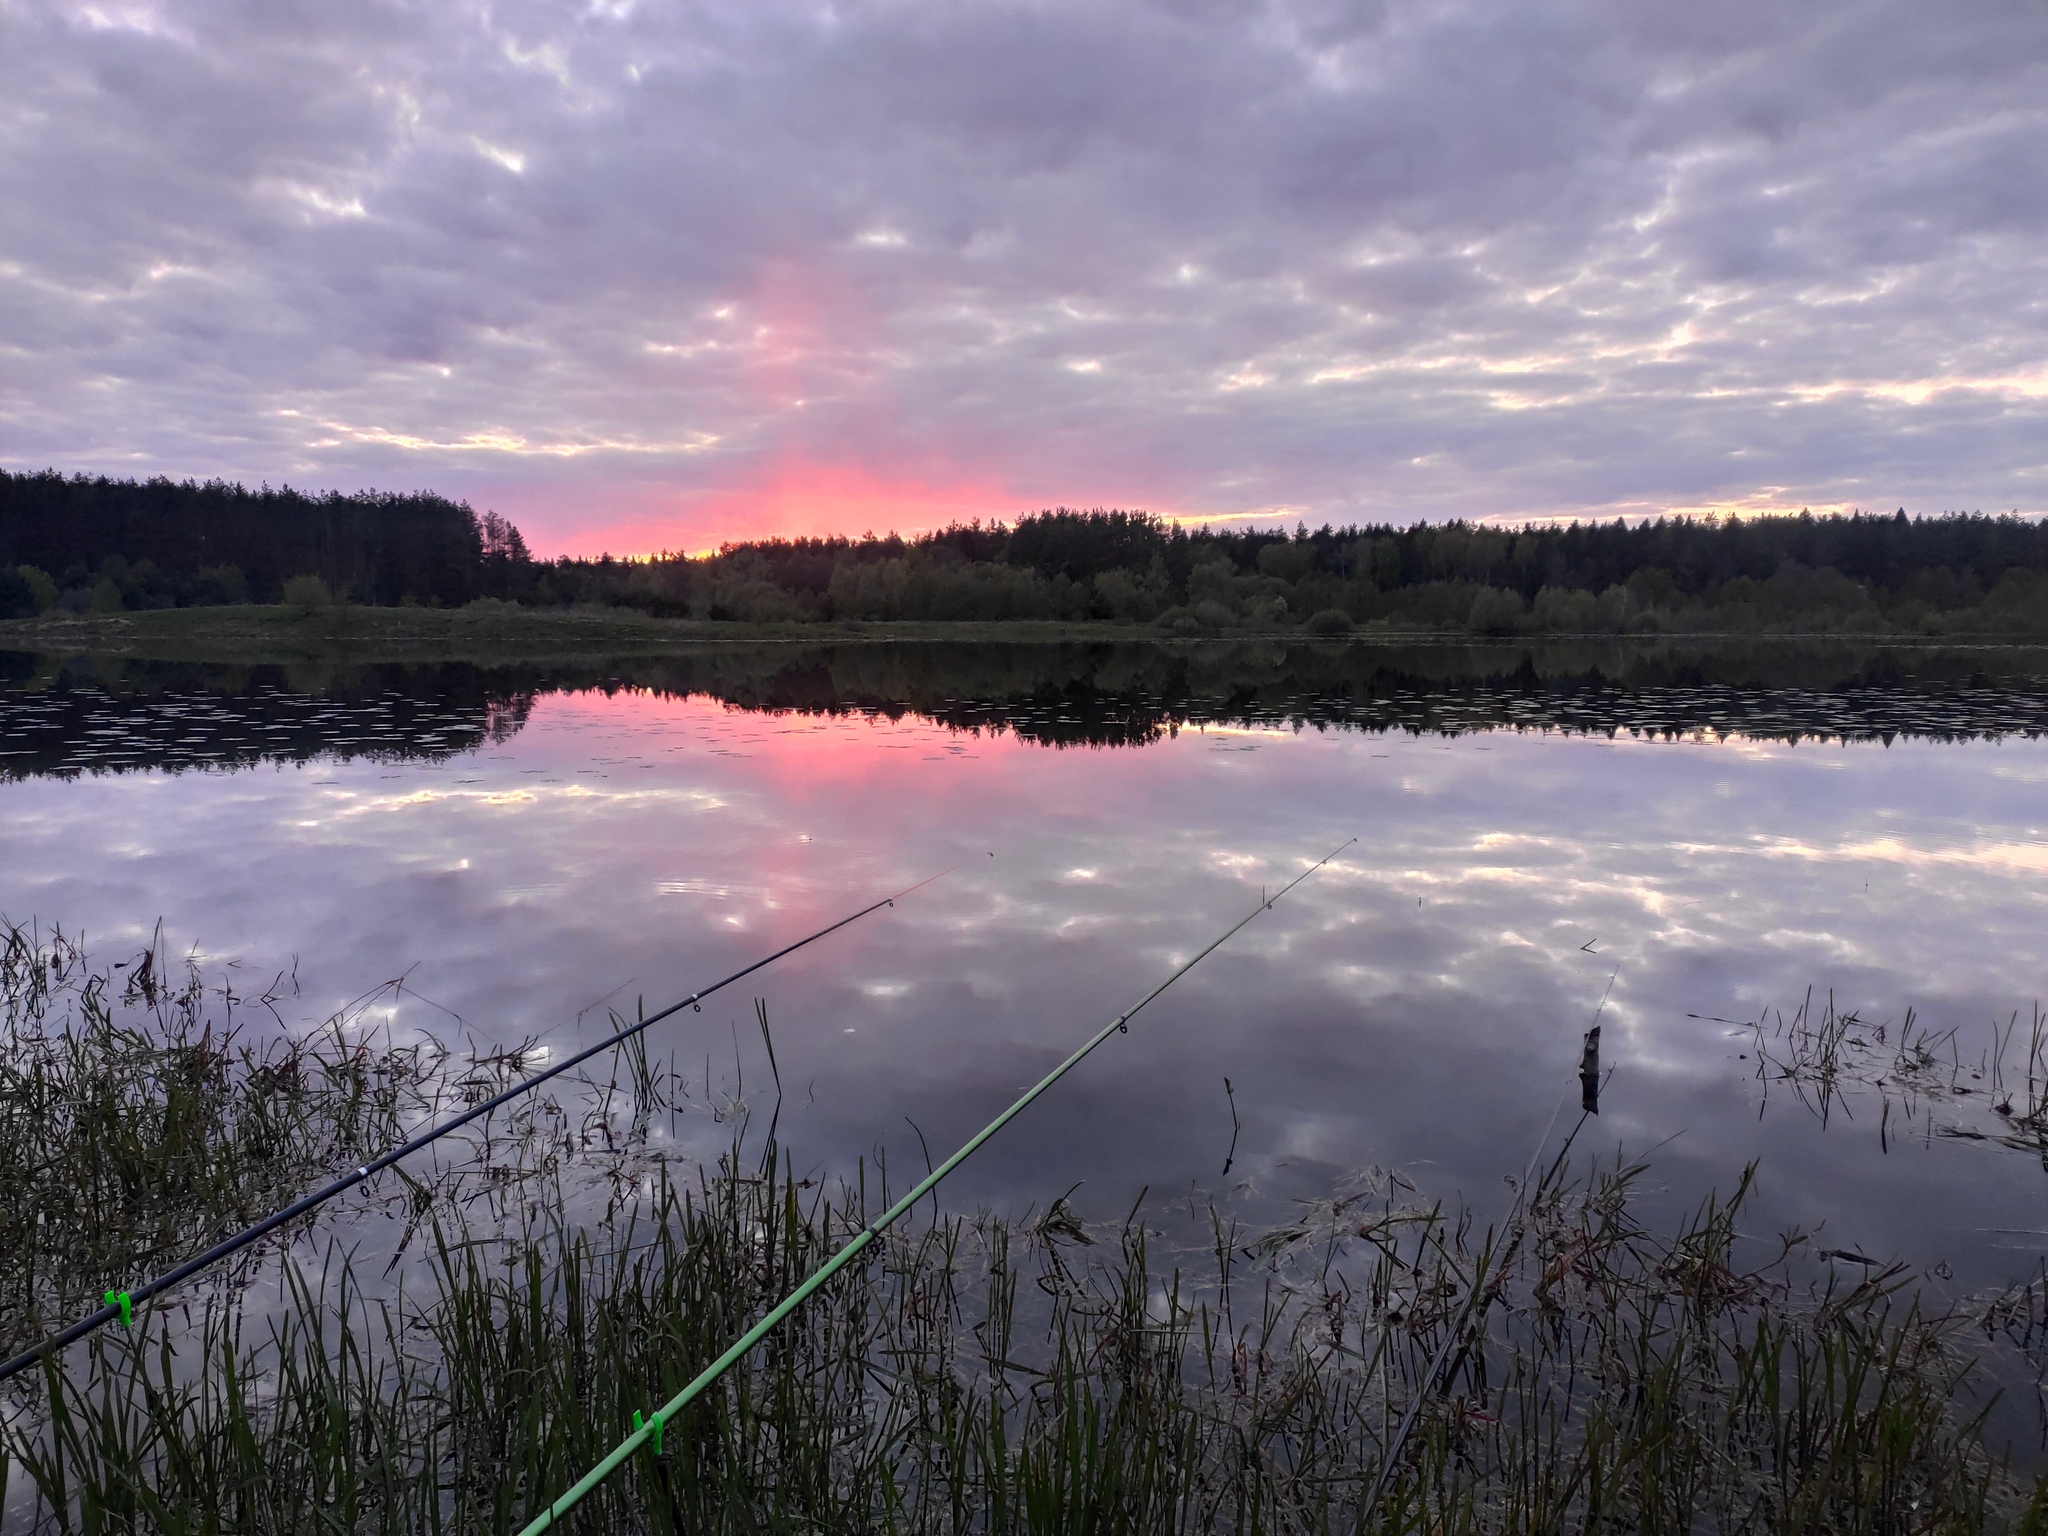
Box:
[3,0,2044,554]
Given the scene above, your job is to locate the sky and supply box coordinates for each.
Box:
[2,0,2044,556]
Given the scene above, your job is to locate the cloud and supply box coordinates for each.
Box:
[2,0,2044,550]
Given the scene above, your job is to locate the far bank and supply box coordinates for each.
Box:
[6,600,2048,669]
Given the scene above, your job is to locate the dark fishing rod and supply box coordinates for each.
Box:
[0,870,953,1386]
[517,837,1356,1535]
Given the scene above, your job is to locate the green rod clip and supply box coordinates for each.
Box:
[103,1290,132,1327]
[632,1408,663,1455]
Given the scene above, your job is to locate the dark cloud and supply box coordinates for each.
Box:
[2,0,2043,547]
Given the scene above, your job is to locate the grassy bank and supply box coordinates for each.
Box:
[0,603,1148,664]
[4,927,2046,1532]
[8,602,2048,669]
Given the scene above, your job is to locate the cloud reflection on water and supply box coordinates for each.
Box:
[1,659,2045,1299]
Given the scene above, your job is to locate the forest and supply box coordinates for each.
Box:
[4,468,2046,637]
[0,470,529,616]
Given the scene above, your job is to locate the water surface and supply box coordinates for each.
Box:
[4,638,2045,1303]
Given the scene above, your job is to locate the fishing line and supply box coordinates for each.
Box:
[0,869,954,1387]
[1364,968,1620,1510]
[516,837,1355,1535]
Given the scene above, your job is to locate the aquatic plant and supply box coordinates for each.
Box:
[7,1134,2042,1529]
[1746,990,2048,1168]
[5,932,2046,1532]
[0,920,451,1366]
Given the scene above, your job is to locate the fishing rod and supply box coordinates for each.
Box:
[0,870,953,1387]
[516,837,1355,1535]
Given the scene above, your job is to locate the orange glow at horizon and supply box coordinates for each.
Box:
[539,459,1027,559]
[488,461,1955,560]
[517,458,1220,559]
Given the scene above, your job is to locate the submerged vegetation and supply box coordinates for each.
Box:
[0,920,536,1368]
[4,928,2048,1531]
[7,470,2048,638]
[1744,991,2048,1170]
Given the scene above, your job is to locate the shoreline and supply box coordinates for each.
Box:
[4,603,2047,665]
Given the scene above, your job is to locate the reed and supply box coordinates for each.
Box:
[0,920,460,1365]
[1747,989,2048,1167]
[6,1135,2042,1532]
[6,936,2046,1532]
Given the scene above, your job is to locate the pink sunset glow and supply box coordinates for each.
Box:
[484,461,1041,560]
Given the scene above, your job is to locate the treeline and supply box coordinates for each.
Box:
[0,470,528,617]
[525,505,2048,637]
[6,469,2046,637]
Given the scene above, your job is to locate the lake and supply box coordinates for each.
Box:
[4,636,2046,1306]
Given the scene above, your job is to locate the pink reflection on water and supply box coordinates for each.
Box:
[5,682,2048,1292]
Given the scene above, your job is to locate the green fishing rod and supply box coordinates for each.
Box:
[517,837,1355,1535]
[0,869,953,1387]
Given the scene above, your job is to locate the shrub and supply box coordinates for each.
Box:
[1305,608,1353,636]
[1466,586,1526,635]
[194,564,248,606]
[0,567,35,620]
[14,566,58,616]
[1530,585,1599,632]
[1092,568,1163,623]
[456,596,523,630]
[281,574,334,613]
[1186,555,1243,614]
